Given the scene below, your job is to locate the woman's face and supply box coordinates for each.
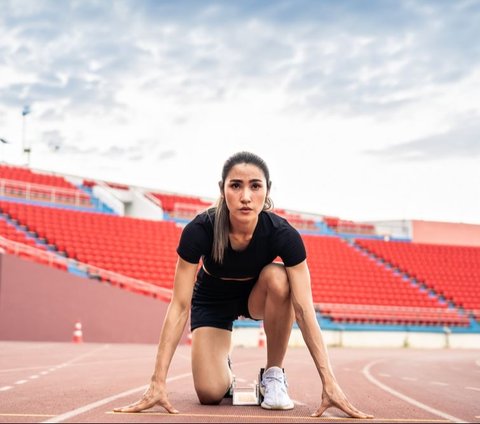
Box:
[223,163,268,223]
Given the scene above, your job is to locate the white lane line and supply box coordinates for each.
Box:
[57,345,111,368]
[430,382,449,387]
[401,377,418,382]
[0,365,53,373]
[41,357,262,424]
[5,345,111,392]
[41,372,191,424]
[363,360,463,423]
[0,386,13,391]
[465,386,480,392]
[0,346,112,374]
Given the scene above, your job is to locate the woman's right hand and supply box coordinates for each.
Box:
[113,380,179,414]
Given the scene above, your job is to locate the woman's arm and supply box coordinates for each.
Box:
[286,260,373,419]
[150,257,198,383]
[114,257,198,413]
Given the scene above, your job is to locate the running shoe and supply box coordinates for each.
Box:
[260,366,294,410]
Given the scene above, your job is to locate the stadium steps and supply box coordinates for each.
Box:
[78,184,116,214]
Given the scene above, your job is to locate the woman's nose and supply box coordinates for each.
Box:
[240,189,251,202]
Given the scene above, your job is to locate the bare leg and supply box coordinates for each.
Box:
[191,327,233,405]
[248,263,294,369]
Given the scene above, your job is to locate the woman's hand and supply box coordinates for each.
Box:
[113,380,179,414]
[312,380,373,419]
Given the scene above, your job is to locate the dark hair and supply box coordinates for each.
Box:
[212,151,273,264]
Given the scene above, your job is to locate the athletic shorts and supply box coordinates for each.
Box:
[190,270,258,332]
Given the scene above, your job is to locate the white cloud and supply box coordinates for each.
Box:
[1,0,480,224]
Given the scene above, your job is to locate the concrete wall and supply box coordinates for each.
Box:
[412,220,480,247]
[365,219,412,240]
[0,254,184,344]
[125,189,164,221]
[232,327,480,349]
[92,185,126,215]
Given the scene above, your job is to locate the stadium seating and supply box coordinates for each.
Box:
[0,164,91,207]
[324,216,376,235]
[274,208,317,231]
[149,192,212,218]
[0,196,473,327]
[303,235,469,326]
[0,216,46,250]
[0,200,181,290]
[356,239,480,320]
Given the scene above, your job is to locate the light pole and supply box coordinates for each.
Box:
[22,105,31,166]
[0,137,9,163]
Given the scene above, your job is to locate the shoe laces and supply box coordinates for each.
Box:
[263,373,288,389]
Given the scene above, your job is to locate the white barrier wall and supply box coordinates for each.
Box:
[92,185,126,215]
[125,189,164,221]
[232,327,480,349]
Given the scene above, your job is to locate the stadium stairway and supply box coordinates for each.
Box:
[0,209,89,278]
[77,184,116,214]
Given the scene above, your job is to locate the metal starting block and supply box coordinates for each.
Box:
[231,369,265,406]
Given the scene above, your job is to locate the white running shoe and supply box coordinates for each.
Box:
[260,366,294,410]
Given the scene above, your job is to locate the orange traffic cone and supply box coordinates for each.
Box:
[72,320,83,343]
[258,323,266,348]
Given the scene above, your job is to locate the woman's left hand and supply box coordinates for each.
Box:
[311,380,374,419]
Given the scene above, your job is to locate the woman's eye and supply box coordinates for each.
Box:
[252,184,261,190]
[231,183,240,189]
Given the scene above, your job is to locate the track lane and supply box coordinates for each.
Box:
[1,344,478,423]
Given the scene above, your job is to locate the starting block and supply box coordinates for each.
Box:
[231,368,265,406]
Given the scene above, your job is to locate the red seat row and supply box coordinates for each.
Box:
[0,198,474,326]
[357,239,480,319]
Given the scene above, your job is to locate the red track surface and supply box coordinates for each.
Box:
[0,342,479,423]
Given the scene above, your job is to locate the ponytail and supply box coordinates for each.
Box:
[212,196,230,264]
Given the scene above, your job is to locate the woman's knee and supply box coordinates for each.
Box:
[195,385,227,405]
[259,263,290,299]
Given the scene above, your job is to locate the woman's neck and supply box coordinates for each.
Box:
[229,214,258,238]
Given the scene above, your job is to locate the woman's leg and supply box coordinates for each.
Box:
[248,263,294,369]
[191,326,233,405]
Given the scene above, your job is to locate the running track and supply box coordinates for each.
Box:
[0,342,479,423]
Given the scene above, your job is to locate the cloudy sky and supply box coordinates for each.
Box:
[1,0,479,224]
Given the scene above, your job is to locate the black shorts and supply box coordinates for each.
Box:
[190,270,258,332]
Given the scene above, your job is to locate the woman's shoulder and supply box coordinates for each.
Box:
[261,210,294,231]
[185,207,215,231]
[179,208,215,244]
[192,207,215,224]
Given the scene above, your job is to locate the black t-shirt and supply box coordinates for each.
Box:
[176,209,307,279]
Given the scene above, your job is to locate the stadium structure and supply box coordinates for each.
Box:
[0,163,479,348]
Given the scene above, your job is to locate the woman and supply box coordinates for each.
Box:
[115,151,372,418]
